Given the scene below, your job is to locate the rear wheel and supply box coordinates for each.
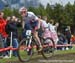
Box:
[41,38,55,59]
[17,38,33,62]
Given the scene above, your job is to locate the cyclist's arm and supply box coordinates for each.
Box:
[22,20,25,29]
[32,12,41,29]
[22,17,25,29]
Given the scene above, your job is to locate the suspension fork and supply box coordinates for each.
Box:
[26,36,32,51]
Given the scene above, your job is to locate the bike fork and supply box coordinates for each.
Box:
[27,36,32,51]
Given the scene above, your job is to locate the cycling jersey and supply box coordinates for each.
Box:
[40,20,51,39]
[23,12,38,24]
[41,20,48,28]
[23,12,39,30]
[48,23,59,44]
[48,23,56,33]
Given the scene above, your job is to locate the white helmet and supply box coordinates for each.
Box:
[19,7,27,13]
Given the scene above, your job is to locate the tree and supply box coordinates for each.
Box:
[13,9,21,19]
[53,3,63,22]
[46,3,53,20]
[38,4,47,16]
[64,2,73,25]
[3,8,13,18]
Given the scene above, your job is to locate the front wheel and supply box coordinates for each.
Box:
[17,38,33,62]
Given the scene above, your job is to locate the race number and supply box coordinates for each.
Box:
[26,30,31,36]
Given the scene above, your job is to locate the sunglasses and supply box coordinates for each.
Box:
[21,11,26,14]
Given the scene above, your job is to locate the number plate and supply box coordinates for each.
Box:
[26,30,31,36]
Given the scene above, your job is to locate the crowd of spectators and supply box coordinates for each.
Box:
[0,11,21,58]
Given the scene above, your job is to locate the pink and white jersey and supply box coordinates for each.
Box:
[41,20,48,28]
[41,20,52,39]
[48,23,56,33]
[48,23,59,43]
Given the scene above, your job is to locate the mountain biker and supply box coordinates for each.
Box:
[48,19,59,49]
[40,16,51,39]
[19,7,42,51]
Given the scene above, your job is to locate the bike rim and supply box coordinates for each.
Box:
[17,38,32,62]
[42,38,55,59]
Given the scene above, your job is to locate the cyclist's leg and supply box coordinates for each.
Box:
[31,21,42,51]
[24,23,33,55]
[22,23,32,38]
[33,30,42,51]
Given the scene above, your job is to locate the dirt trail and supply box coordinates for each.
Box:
[5,53,75,63]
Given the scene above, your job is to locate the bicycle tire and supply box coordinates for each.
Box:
[41,37,55,59]
[17,38,32,62]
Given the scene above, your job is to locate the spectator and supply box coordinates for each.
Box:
[65,26,71,49]
[6,16,11,22]
[37,16,51,39]
[71,34,75,44]
[3,16,12,58]
[0,11,8,58]
[41,16,51,39]
[55,22,59,32]
[5,16,11,36]
[57,32,68,50]
[5,16,19,57]
[48,19,59,49]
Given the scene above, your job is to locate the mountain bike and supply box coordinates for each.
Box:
[17,30,55,62]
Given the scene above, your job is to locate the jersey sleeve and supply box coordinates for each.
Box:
[41,20,48,28]
[28,12,38,20]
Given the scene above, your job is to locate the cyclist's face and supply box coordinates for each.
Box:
[21,11,27,17]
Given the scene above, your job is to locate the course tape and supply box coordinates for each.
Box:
[0,47,17,52]
[0,44,74,52]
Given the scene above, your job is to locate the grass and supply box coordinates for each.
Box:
[0,56,18,63]
[55,47,75,54]
[0,47,75,63]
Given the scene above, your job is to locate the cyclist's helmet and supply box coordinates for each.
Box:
[19,7,27,14]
